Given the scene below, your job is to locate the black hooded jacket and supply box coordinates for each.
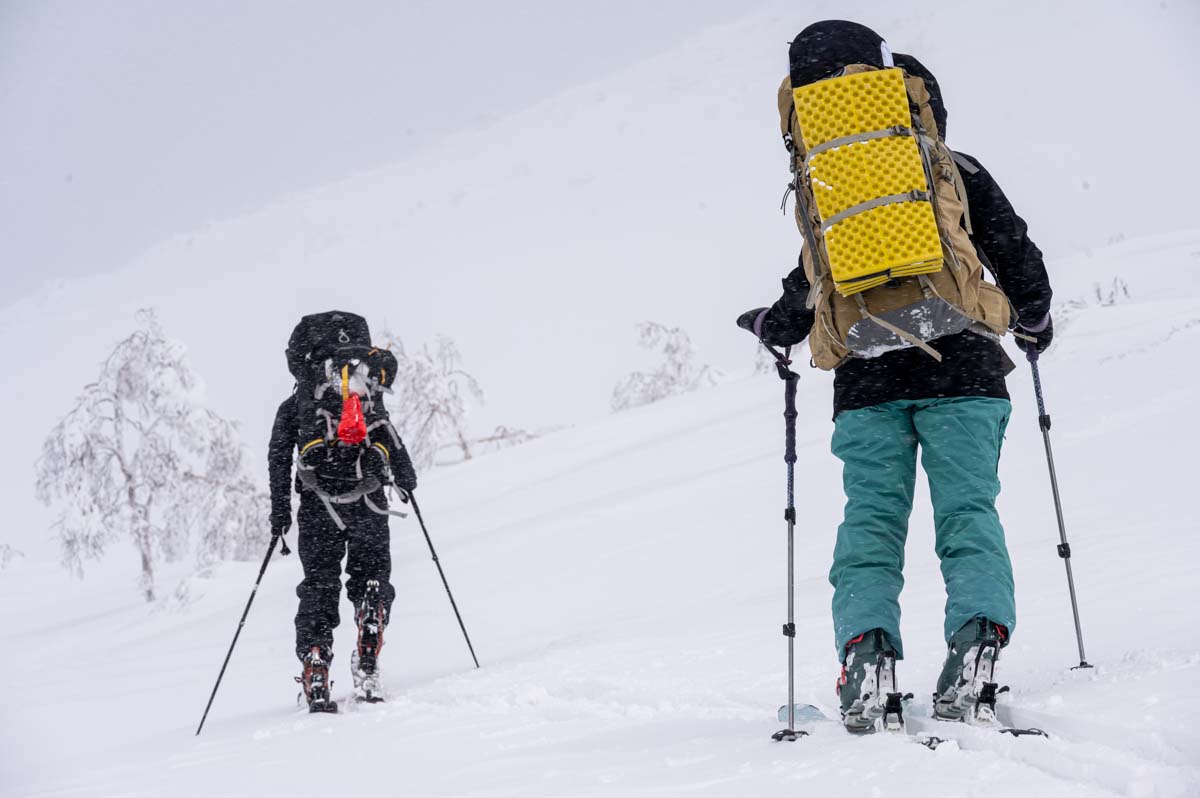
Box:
[761,21,1052,417]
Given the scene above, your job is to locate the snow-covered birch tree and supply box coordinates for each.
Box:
[0,545,22,572]
[611,322,720,411]
[35,309,267,602]
[380,334,483,470]
[377,332,536,470]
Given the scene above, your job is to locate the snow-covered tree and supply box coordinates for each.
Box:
[611,322,719,411]
[35,309,267,602]
[0,545,22,572]
[381,334,483,470]
[469,425,538,457]
[378,332,536,470]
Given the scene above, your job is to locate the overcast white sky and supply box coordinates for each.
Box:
[0,0,751,301]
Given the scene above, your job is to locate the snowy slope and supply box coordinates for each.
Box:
[4,231,1200,796]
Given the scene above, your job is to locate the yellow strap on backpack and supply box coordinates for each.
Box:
[792,68,944,296]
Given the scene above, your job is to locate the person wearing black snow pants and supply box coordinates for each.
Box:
[268,389,416,662]
[269,310,418,711]
[293,484,396,659]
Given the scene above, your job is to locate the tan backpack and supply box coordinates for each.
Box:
[777,64,1012,370]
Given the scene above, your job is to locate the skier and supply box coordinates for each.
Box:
[269,311,418,711]
[738,20,1053,732]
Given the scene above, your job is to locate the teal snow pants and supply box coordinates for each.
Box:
[830,397,1015,661]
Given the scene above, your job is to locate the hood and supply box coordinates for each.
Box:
[893,52,949,137]
[788,20,889,88]
[787,21,949,138]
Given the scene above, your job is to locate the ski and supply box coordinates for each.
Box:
[353,693,386,705]
[777,702,1049,747]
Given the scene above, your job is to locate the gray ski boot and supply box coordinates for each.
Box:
[933,616,1008,724]
[837,629,909,733]
[351,580,386,703]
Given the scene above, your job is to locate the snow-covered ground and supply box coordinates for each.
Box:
[5,231,1200,796]
[3,2,1199,795]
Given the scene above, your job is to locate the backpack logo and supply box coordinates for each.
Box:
[338,329,350,344]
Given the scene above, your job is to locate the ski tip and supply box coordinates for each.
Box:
[776,703,829,724]
[998,727,1048,738]
[354,695,386,704]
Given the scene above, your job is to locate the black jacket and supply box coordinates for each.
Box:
[267,392,418,527]
[758,152,1052,417]
[268,393,300,526]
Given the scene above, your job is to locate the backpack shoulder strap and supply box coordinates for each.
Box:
[947,151,974,236]
[951,151,979,174]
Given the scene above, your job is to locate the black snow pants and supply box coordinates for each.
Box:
[294,488,396,661]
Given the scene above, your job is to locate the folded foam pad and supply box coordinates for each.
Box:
[823,203,944,286]
[793,68,944,295]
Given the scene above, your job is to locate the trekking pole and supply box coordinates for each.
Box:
[196,530,291,736]
[406,492,480,669]
[1027,350,1092,669]
[761,343,808,743]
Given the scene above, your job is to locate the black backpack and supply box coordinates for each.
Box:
[285,311,404,526]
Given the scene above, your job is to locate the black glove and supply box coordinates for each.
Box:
[391,443,418,493]
[270,506,292,536]
[1014,314,1053,356]
[737,307,768,336]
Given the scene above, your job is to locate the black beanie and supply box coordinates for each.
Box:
[788,20,888,88]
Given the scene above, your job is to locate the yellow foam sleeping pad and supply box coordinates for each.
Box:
[793,68,945,296]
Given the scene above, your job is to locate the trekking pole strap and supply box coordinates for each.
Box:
[1030,357,1048,417]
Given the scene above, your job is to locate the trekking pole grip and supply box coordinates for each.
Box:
[762,341,800,466]
[782,370,798,467]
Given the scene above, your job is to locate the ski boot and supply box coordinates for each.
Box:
[296,645,338,713]
[351,579,387,703]
[933,616,1008,724]
[837,629,910,733]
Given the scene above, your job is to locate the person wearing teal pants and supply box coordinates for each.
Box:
[737,20,1055,731]
[830,397,1015,660]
